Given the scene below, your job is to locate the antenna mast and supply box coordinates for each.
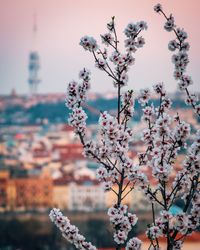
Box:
[28,10,41,95]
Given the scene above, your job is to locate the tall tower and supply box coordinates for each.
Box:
[28,12,41,95]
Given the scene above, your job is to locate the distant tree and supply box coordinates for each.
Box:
[50,3,200,250]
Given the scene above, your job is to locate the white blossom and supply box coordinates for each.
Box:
[51,13,200,250]
[164,14,175,32]
[147,226,163,240]
[49,208,97,250]
[126,237,142,250]
[154,4,162,13]
[101,33,114,46]
[138,88,150,106]
[80,36,98,52]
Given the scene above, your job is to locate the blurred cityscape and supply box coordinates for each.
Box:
[1,0,200,248]
[0,90,200,249]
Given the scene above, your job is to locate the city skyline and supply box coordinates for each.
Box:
[0,0,200,95]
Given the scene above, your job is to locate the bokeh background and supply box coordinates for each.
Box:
[0,0,200,249]
[1,0,200,94]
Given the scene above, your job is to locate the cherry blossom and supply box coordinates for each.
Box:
[50,8,200,250]
[80,36,98,52]
[155,3,200,115]
[154,3,162,13]
[126,237,142,250]
[49,208,97,250]
[108,204,138,244]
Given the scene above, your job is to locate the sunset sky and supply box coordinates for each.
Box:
[0,0,199,95]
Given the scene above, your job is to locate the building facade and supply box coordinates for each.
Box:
[68,179,105,211]
[0,169,53,210]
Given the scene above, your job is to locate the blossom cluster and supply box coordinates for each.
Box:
[154,3,162,13]
[124,21,147,53]
[80,36,98,52]
[138,88,150,107]
[139,83,190,182]
[83,111,132,164]
[170,129,200,205]
[108,204,138,244]
[154,3,200,115]
[141,127,199,248]
[51,6,200,250]
[184,130,200,174]
[164,14,175,32]
[68,107,88,135]
[49,208,96,250]
[121,90,135,118]
[66,68,91,109]
[146,225,162,240]
[82,109,134,160]
[125,237,142,250]
[101,32,114,46]
[96,164,116,192]
[99,111,133,152]
[190,191,200,229]
[66,68,91,136]
[79,18,147,89]
[109,52,135,87]
[146,207,200,246]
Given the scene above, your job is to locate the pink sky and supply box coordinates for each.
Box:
[0,0,200,94]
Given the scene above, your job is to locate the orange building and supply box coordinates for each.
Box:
[0,170,9,208]
[0,169,53,210]
[14,176,53,209]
